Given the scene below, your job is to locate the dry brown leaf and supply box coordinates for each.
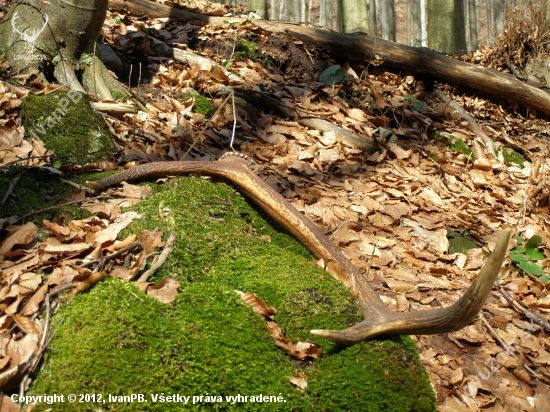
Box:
[0,125,22,150]
[20,283,48,317]
[93,212,141,245]
[134,282,151,293]
[288,376,308,390]
[387,142,411,160]
[147,277,180,304]
[384,278,416,293]
[0,222,37,255]
[70,272,110,298]
[44,243,91,255]
[139,230,165,255]
[80,200,122,216]
[18,272,42,295]
[265,321,322,361]
[107,235,138,252]
[13,314,40,335]
[237,291,276,320]
[111,182,154,200]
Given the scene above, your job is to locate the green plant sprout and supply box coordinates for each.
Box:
[403,94,425,113]
[445,136,475,160]
[509,235,549,283]
[319,65,346,85]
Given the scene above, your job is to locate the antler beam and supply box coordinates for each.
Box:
[87,154,511,344]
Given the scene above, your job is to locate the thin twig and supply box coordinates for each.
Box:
[137,232,176,282]
[101,112,160,141]
[181,92,234,159]
[480,312,542,379]
[230,92,237,150]
[1,155,54,168]
[328,218,349,241]
[81,241,141,268]
[59,178,86,190]
[497,284,550,332]
[0,174,20,215]
[13,194,111,224]
[200,201,233,206]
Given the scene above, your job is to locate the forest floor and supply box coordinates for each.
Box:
[0,0,549,410]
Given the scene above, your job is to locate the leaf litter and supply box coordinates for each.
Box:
[0,1,549,410]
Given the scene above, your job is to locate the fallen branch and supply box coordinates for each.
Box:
[93,102,137,113]
[434,89,495,158]
[108,0,550,117]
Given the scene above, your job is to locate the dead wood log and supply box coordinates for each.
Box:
[109,0,550,117]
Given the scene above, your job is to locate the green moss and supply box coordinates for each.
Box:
[501,148,526,167]
[20,90,115,164]
[446,136,474,160]
[29,176,436,411]
[180,92,213,118]
[235,40,257,59]
[0,170,115,225]
[112,90,127,101]
[193,95,213,117]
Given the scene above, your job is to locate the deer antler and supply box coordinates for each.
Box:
[310,229,511,344]
[86,154,512,345]
[11,10,49,44]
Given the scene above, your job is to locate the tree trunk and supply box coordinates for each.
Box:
[107,0,550,116]
[428,0,467,54]
[379,0,396,41]
[269,0,276,20]
[494,0,505,34]
[486,0,494,44]
[420,0,427,46]
[409,0,422,46]
[468,0,479,51]
[290,0,302,21]
[248,0,268,18]
[340,0,370,33]
[0,0,126,100]
[369,0,377,36]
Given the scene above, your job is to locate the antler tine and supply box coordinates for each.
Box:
[311,229,512,344]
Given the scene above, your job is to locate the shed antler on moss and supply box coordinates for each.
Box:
[86,153,512,345]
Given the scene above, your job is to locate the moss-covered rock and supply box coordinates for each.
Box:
[20,90,115,164]
[29,176,436,411]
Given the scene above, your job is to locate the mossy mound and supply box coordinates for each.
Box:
[29,176,436,411]
[20,90,115,164]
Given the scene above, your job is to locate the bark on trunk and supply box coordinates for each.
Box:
[0,0,125,100]
[108,0,550,117]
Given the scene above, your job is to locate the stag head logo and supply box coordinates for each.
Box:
[11,10,49,60]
